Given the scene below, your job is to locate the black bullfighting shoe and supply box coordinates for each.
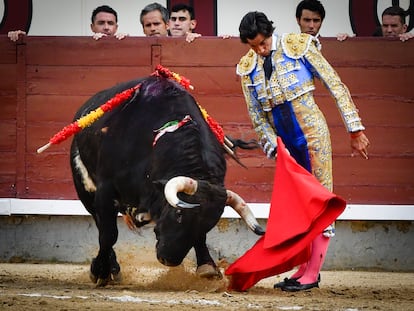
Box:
[273,277,298,289]
[275,274,320,289]
[281,279,319,292]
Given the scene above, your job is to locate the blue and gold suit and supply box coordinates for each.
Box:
[237,33,365,191]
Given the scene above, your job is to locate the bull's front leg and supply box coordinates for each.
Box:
[90,186,121,286]
[194,235,222,279]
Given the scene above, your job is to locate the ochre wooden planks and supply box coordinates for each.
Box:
[25,37,154,66]
[0,37,17,197]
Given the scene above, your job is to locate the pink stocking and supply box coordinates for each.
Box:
[290,262,307,279]
[297,234,330,284]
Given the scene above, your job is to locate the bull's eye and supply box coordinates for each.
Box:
[176,209,183,224]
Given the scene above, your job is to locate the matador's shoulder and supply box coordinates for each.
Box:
[236,49,257,76]
[280,33,316,59]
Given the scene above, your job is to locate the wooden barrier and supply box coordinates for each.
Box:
[0,35,413,205]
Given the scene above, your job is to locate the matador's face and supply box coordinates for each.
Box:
[246,33,272,57]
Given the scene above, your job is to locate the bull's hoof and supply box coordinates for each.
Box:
[89,270,98,284]
[89,270,122,285]
[196,264,223,279]
[111,270,122,283]
[96,277,111,287]
[89,249,121,286]
[89,271,110,287]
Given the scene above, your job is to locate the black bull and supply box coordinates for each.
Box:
[70,75,264,286]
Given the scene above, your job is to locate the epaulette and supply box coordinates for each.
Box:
[236,49,257,76]
[281,33,313,59]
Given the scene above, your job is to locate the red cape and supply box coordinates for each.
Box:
[225,137,346,291]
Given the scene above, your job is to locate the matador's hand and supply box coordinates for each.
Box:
[350,131,370,159]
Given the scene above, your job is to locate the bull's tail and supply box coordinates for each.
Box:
[223,136,260,168]
[226,136,259,150]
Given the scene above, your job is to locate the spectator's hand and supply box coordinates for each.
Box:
[92,32,107,40]
[221,35,232,39]
[185,32,201,43]
[336,33,354,41]
[8,30,26,42]
[399,32,414,42]
[115,33,129,40]
[93,32,129,40]
[350,131,370,160]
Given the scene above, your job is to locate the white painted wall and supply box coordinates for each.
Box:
[216,0,354,37]
[1,0,410,37]
[8,0,166,36]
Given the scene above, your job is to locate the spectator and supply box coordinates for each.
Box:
[91,5,128,40]
[8,5,127,41]
[337,6,413,42]
[169,3,201,42]
[140,2,169,37]
[295,0,325,37]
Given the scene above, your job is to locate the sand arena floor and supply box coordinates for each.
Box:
[0,257,413,311]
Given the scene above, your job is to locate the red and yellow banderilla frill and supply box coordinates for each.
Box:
[36,84,141,153]
[36,65,229,154]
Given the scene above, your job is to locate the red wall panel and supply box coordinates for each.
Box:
[0,35,413,204]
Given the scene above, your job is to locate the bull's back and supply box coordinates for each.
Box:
[70,76,226,203]
[73,78,144,120]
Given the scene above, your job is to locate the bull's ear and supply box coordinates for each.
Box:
[153,179,168,190]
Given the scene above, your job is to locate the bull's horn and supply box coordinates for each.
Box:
[226,190,265,235]
[164,176,200,209]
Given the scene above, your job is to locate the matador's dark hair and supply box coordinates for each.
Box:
[239,11,275,43]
